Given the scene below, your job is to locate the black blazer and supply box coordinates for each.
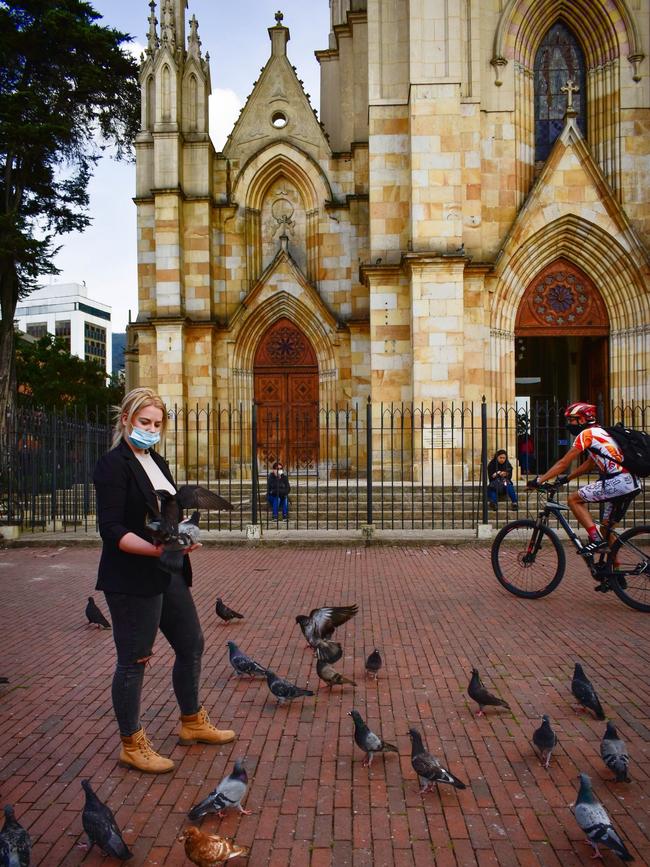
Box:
[93,439,192,595]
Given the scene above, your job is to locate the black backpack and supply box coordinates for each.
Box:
[594,424,650,478]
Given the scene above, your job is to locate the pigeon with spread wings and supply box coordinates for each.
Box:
[295,604,358,648]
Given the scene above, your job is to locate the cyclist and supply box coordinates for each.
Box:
[528,402,641,559]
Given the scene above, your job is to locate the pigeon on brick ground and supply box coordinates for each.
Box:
[85,596,111,629]
[572,773,634,862]
[600,721,631,783]
[0,804,31,867]
[178,826,249,866]
[226,642,267,678]
[311,639,343,665]
[81,779,133,861]
[188,760,251,821]
[408,728,467,793]
[265,670,314,704]
[216,598,244,623]
[295,604,358,647]
[316,655,356,688]
[571,663,605,720]
[532,715,558,769]
[467,668,511,716]
[348,710,398,768]
[365,649,382,679]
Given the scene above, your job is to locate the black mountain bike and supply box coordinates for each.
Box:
[491,482,650,612]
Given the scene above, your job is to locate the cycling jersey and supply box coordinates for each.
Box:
[573,425,625,477]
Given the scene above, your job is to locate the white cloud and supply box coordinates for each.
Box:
[209,88,244,151]
[125,40,147,62]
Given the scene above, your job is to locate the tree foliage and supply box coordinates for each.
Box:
[0,0,140,424]
[16,334,124,409]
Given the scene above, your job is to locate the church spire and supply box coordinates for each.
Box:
[160,0,176,51]
[146,0,159,56]
[187,13,201,59]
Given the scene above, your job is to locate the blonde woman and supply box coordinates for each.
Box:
[93,387,235,773]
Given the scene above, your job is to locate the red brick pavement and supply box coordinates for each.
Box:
[0,544,648,866]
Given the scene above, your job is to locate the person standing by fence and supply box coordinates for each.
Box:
[93,387,236,774]
[267,460,290,520]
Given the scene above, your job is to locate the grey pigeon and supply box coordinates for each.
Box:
[187,759,251,821]
[532,715,558,769]
[311,639,343,664]
[81,779,132,861]
[227,641,267,678]
[295,604,358,647]
[600,721,631,783]
[348,709,398,767]
[216,598,244,622]
[571,663,605,720]
[0,805,31,867]
[147,509,201,573]
[408,728,467,793]
[315,656,355,688]
[85,597,110,629]
[468,668,510,716]
[573,773,634,862]
[265,670,314,704]
[365,649,382,679]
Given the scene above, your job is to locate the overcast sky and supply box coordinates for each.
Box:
[49,0,330,332]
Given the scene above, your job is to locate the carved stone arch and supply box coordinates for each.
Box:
[230,291,338,410]
[492,0,644,198]
[234,146,331,288]
[182,58,207,134]
[491,215,649,402]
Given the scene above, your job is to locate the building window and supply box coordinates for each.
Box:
[534,21,587,164]
[55,320,71,351]
[26,322,48,339]
[84,321,106,365]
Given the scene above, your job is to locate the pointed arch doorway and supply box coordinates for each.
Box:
[254,318,319,471]
[515,258,610,406]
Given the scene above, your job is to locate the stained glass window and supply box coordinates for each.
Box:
[534,22,587,163]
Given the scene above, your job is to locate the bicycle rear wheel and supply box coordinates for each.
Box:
[607,525,650,612]
[491,519,565,598]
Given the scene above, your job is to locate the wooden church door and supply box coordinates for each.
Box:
[254,319,319,471]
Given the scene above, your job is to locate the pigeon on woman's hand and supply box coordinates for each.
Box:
[365,649,382,679]
[572,773,634,861]
[600,721,631,783]
[81,779,133,860]
[216,598,244,622]
[408,728,467,793]
[295,604,358,647]
[571,663,605,720]
[178,826,249,867]
[227,642,267,678]
[265,670,314,704]
[85,597,111,629]
[468,668,510,716]
[532,715,558,769]
[348,710,398,768]
[0,805,31,867]
[187,760,250,821]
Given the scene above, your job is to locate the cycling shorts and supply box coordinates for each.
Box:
[578,472,641,524]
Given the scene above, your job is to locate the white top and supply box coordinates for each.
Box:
[134,450,176,496]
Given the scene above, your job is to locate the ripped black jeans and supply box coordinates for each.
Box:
[104,570,204,736]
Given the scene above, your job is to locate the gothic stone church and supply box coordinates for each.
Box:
[127,0,649,446]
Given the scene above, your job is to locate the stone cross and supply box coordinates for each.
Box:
[560,78,579,112]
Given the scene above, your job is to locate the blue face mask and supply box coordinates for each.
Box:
[128,427,161,450]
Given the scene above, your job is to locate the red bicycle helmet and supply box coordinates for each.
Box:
[564,402,597,423]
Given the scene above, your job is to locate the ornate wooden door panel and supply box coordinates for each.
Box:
[254,319,319,470]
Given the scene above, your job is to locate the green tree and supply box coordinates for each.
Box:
[15,334,124,409]
[0,0,139,428]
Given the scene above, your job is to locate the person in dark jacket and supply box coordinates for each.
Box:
[487,449,518,511]
[93,387,235,774]
[267,460,290,519]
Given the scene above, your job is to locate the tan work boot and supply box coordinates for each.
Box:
[178,706,236,746]
[119,728,174,773]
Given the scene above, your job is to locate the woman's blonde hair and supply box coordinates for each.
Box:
[111,387,168,449]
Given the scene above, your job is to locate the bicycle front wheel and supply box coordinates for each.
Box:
[608,525,650,612]
[491,519,565,598]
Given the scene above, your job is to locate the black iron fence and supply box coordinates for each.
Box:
[1,399,647,533]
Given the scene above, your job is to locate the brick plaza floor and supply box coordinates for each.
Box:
[0,543,648,866]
